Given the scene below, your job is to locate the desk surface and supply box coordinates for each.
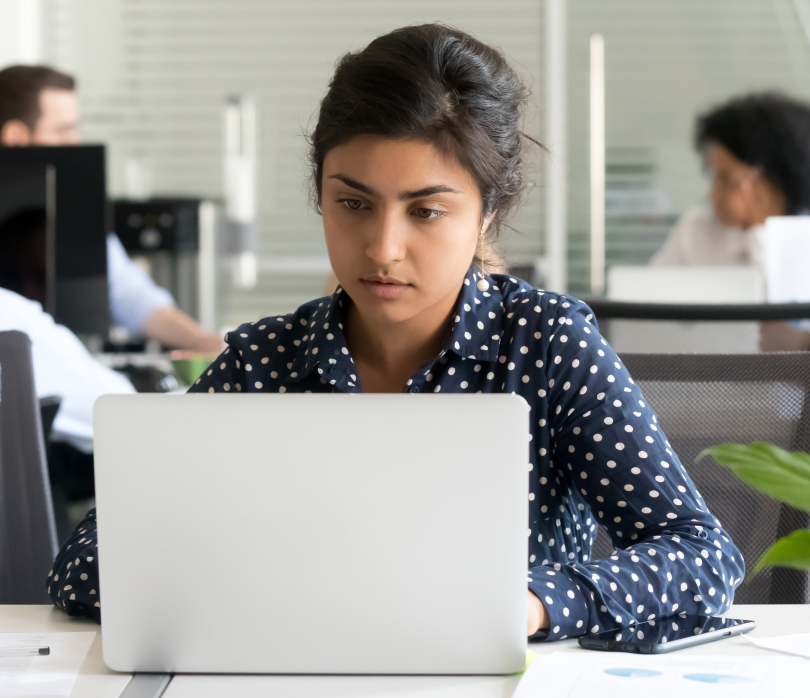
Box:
[2,604,807,697]
[0,605,130,698]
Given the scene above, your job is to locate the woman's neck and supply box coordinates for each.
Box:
[344,287,461,393]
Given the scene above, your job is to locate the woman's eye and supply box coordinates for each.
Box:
[414,208,444,219]
[338,199,365,210]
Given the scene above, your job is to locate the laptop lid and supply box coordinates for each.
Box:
[764,215,810,303]
[94,393,529,675]
[607,265,765,304]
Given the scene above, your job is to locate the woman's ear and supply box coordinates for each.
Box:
[0,119,33,146]
[481,213,496,236]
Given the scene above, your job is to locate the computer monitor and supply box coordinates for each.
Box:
[0,145,109,337]
[764,215,810,303]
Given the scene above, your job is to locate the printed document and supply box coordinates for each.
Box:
[0,633,95,697]
[513,651,807,697]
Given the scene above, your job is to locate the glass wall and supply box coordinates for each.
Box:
[43,0,545,327]
[40,0,810,319]
[566,0,810,296]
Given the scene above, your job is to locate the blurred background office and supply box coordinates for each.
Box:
[5,0,810,325]
[6,0,810,536]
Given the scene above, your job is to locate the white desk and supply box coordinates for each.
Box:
[0,605,130,698]
[3,604,807,697]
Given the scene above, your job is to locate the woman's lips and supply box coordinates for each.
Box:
[360,278,411,299]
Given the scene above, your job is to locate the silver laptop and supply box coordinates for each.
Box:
[93,393,529,675]
[606,265,764,353]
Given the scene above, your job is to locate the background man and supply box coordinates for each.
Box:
[0,64,222,352]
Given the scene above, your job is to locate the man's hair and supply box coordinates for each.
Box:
[696,92,810,214]
[0,65,76,131]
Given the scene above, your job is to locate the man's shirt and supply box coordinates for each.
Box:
[106,234,174,336]
[0,287,135,452]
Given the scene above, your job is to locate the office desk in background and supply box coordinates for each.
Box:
[1,604,807,697]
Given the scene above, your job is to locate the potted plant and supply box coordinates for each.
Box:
[698,443,810,576]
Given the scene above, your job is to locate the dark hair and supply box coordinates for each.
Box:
[308,24,537,271]
[695,92,810,214]
[0,65,76,131]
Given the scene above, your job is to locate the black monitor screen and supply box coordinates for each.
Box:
[0,164,50,310]
[0,145,109,337]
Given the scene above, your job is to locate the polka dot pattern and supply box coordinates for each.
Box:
[48,267,743,638]
[45,509,100,623]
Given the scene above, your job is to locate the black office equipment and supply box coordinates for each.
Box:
[0,145,109,338]
[113,197,204,322]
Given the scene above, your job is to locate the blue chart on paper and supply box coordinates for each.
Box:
[683,673,755,684]
[604,668,662,678]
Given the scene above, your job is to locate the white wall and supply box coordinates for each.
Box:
[0,0,43,67]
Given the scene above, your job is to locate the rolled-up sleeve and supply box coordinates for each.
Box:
[107,234,175,335]
[527,301,744,638]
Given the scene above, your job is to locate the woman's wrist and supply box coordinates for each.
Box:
[527,589,549,636]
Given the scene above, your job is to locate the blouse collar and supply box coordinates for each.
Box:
[287,266,505,389]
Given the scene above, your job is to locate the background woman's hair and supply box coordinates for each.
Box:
[695,92,810,214]
[308,23,538,273]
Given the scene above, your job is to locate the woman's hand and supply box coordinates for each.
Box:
[527,590,549,636]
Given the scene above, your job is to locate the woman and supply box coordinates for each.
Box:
[652,92,810,350]
[48,24,743,639]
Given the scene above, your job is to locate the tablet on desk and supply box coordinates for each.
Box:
[578,614,756,654]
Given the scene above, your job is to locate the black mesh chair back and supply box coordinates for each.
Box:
[0,331,59,603]
[591,352,810,604]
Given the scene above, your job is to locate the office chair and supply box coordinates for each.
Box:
[590,352,810,604]
[0,331,59,603]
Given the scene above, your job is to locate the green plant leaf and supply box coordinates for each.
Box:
[697,443,810,512]
[752,529,810,576]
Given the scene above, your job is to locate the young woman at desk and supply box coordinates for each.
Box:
[49,24,744,640]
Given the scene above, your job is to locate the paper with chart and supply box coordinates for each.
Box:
[512,651,807,697]
[0,632,95,697]
[745,632,810,659]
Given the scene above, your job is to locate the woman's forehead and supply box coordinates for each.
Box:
[322,135,477,196]
[707,143,751,173]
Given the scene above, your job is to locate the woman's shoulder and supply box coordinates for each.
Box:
[492,274,598,332]
[224,295,332,352]
[190,295,337,392]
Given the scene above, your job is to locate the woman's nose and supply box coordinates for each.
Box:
[365,211,405,265]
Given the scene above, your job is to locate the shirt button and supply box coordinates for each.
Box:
[697,529,708,539]
[409,386,420,393]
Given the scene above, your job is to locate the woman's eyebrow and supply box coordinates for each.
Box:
[326,175,462,200]
[327,174,376,195]
[399,185,462,200]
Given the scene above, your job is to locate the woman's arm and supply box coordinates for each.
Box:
[47,508,100,622]
[528,300,745,640]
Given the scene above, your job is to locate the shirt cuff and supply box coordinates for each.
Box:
[528,566,593,640]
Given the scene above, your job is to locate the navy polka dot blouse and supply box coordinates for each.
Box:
[48,267,744,638]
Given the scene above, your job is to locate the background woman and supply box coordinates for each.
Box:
[653,92,810,350]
